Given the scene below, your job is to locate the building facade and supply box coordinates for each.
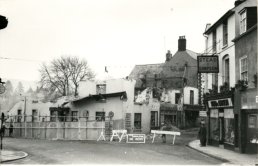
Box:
[232,3,257,153]
[129,36,202,129]
[203,0,257,153]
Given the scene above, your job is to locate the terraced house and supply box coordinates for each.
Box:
[202,0,257,154]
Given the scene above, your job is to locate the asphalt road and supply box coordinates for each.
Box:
[2,129,223,165]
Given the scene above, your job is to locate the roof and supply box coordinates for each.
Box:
[184,49,199,60]
[204,9,235,34]
[128,63,163,79]
[72,91,127,103]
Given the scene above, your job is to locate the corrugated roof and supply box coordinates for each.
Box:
[72,91,127,103]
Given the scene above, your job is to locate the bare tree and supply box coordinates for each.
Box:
[39,56,95,98]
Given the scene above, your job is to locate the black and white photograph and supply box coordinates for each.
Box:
[0,0,257,165]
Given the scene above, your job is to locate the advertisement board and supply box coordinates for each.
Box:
[197,55,219,73]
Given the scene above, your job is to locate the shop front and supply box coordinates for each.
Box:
[207,95,236,150]
[238,89,258,154]
[160,103,177,126]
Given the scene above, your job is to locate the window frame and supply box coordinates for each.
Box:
[134,113,142,129]
[190,90,194,105]
[96,112,105,121]
[240,10,247,35]
[222,21,228,47]
[175,93,181,104]
[239,55,248,81]
[32,109,38,122]
[71,111,79,122]
[223,55,230,85]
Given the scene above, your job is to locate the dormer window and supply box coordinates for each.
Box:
[240,10,247,34]
[96,84,106,94]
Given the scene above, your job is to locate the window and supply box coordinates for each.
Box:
[50,110,57,122]
[223,21,228,46]
[32,109,38,122]
[240,10,246,34]
[190,90,194,105]
[134,113,142,129]
[151,111,158,127]
[223,55,230,85]
[212,31,217,52]
[96,84,106,94]
[248,114,257,128]
[240,56,248,81]
[96,112,105,121]
[175,93,181,104]
[71,111,78,121]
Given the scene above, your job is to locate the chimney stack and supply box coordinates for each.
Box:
[178,36,186,51]
[165,50,172,61]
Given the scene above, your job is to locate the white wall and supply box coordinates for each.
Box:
[183,87,199,105]
[204,14,236,92]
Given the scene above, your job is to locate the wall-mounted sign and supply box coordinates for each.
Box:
[197,55,219,73]
[208,98,233,108]
[127,134,146,143]
[199,111,207,117]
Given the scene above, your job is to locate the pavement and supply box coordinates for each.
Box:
[0,150,28,163]
[188,140,258,165]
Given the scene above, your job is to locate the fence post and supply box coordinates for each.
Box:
[78,117,81,140]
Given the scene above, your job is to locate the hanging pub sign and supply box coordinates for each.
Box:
[197,55,219,73]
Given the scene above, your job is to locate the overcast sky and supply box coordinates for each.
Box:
[0,0,236,82]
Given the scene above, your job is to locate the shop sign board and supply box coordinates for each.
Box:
[127,134,146,143]
[208,98,233,108]
[197,55,219,73]
[210,109,218,118]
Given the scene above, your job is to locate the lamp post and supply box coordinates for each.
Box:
[0,15,8,150]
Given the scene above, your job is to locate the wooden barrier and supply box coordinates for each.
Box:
[110,130,127,142]
[151,130,181,145]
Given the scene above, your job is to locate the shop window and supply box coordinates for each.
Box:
[248,114,257,128]
[240,56,248,81]
[71,111,78,121]
[210,109,219,141]
[96,112,105,121]
[151,111,158,127]
[134,113,142,129]
[224,109,234,145]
